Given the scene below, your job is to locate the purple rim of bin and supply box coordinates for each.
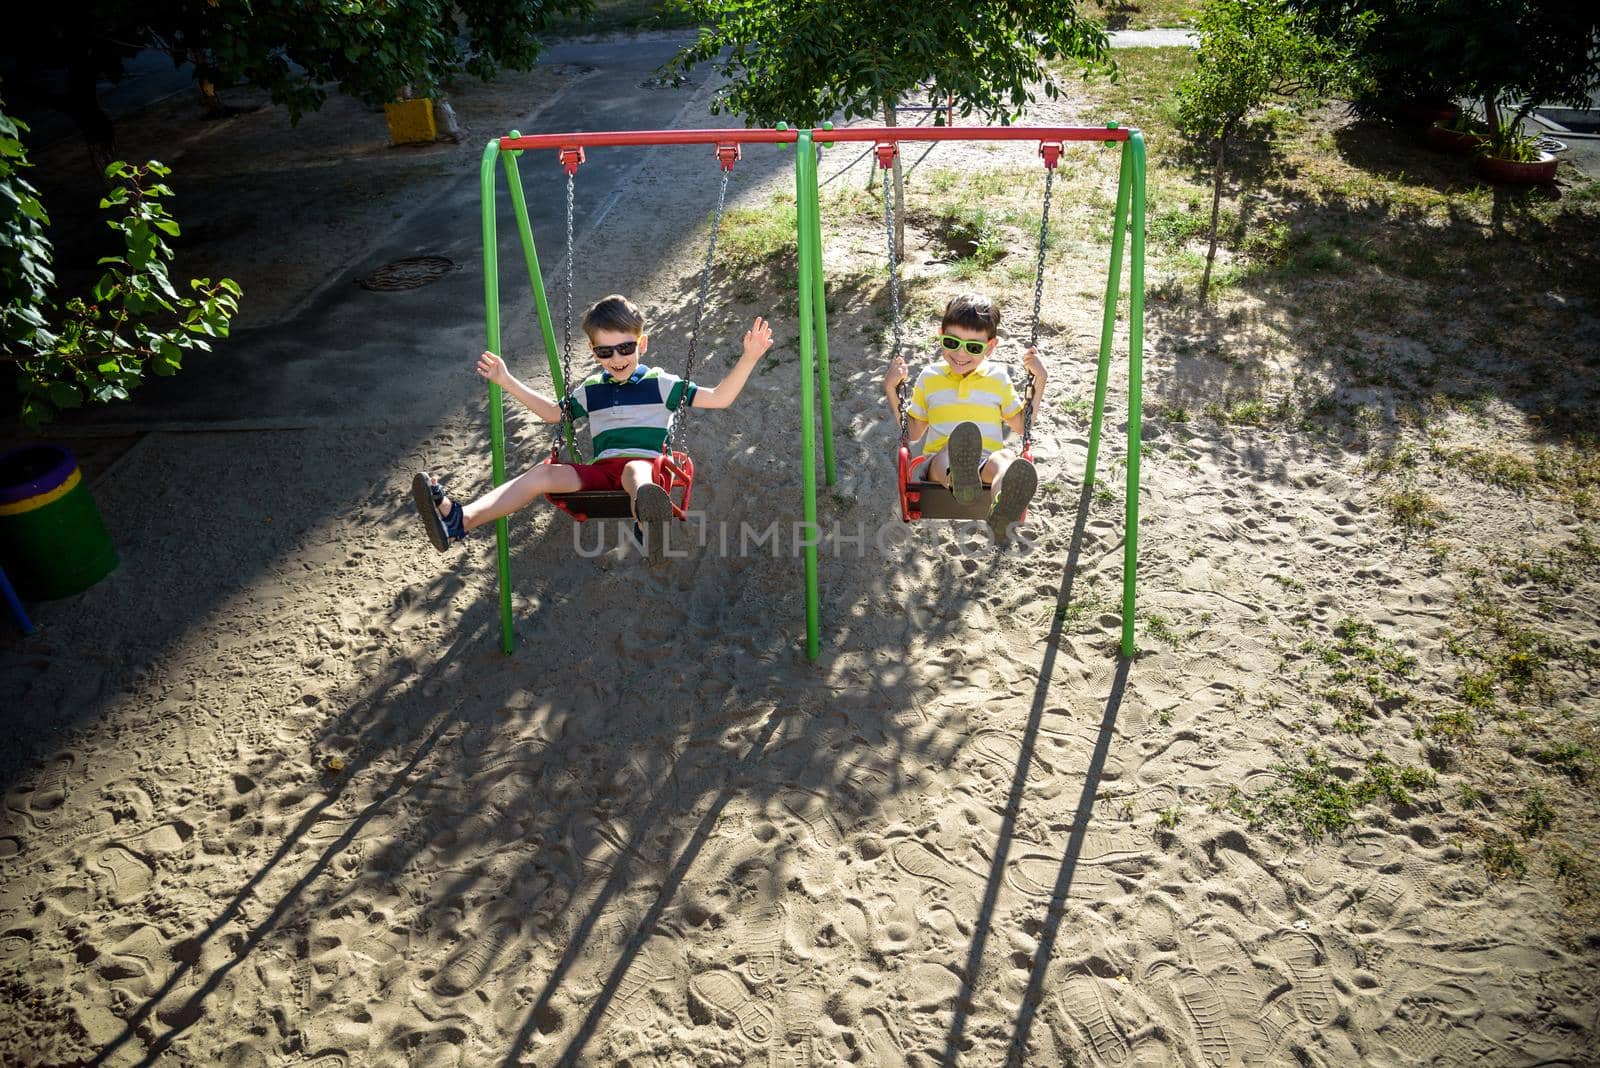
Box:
[0,445,78,506]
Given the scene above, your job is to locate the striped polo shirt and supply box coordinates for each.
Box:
[567,365,698,460]
[907,360,1022,457]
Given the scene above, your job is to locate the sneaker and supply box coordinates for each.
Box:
[988,458,1037,543]
[412,472,466,552]
[634,483,672,566]
[947,422,984,505]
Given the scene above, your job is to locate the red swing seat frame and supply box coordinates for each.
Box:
[897,444,1031,523]
[541,446,695,523]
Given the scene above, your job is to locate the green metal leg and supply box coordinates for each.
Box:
[480,141,514,655]
[794,132,822,661]
[1121,134,1147,659]
[806,145,836,487]
[1085,146,1133,494]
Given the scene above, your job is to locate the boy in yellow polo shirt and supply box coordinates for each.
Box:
[883,293,1047,541]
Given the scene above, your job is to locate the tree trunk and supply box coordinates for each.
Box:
[1483,95,1501,136]
[1200,134,1228,303]
[883,98,905,261]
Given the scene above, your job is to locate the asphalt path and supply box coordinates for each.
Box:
[74,35,715,430]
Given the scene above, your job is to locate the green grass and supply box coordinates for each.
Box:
[1519,787,1556,839]
[1243,749,1435,839]
[718,197,797,271]
[1382,488,1445,534]
[1483,836,1528,879]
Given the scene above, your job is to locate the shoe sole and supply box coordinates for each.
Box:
[948,422,984,504]
[989,459,1037,542]
[412,472,449,553]
[635,483,672,566]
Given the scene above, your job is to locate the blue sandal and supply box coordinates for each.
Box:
[412,472,466,552]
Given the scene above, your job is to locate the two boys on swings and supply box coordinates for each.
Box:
[413,290,1044,561]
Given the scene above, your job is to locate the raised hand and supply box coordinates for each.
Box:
[743,316,774,360]
[476,350,511,387]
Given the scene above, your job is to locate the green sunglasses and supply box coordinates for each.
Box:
[938,334,990,356]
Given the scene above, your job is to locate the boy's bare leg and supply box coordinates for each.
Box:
[437,464,583,532]
[979,447,1017,486]
[619,460,658,520]
[925,447,953,486]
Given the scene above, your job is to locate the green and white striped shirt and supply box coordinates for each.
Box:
[567,365,698,460]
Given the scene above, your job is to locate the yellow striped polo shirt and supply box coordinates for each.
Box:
[907,361,1022,457]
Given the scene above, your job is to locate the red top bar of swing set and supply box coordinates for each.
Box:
[496,123,1131,153]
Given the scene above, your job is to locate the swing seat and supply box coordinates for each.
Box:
[543,447,695,523]
[897,446,1030,524]
[898,446,992,521]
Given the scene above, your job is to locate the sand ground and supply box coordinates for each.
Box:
[2,33,1598,1068]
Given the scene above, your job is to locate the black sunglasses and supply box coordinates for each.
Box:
[938,334,989,356]
[592,340,639,359]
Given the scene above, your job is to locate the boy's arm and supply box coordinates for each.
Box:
[690,317,774,410]
[1004,349,1048,434]
[477,351,563,423]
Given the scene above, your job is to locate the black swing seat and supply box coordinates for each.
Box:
[898,446,993,521]
[542,446,695,523]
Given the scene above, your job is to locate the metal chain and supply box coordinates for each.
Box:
[1022,166,1055,453]
[883,163,909,448]
[669,165,732,452]
[558,170,578,459]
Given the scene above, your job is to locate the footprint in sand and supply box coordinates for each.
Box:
[735,900,785,988]
[1378,996,1451,1062]
[777,789,842,852]
[891,840,975,892]
[688,968,774,1044]
[607,939,679,1029]
[856,1008,908,1066]
[0,928,32,963]
[1007,833,1152,899]
[5,754,74,829]
[1172,968,1233,1068]
[776,985,826,1068]
[431,919,519,998]
[1270,930,1337,1026]
[1056,974,1132,1066]
[296,1052,349,1068]
[1213,839,1293,921]
[94,844,154,903]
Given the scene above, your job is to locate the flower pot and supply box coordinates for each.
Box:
[0,445,118,600]
[384,98,437,146]
[1474,151,1559,185]
[1424,123,1484,154]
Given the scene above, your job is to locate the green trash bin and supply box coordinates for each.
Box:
[0,445,118,600]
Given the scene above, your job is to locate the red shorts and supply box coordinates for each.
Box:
[570,455,650,492]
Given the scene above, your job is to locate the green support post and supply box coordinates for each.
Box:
[1121,133,1147,658]
[794,131,823,661]
[479,140,516,654]
[1084,144,1132,493]
[806,140,836,486]
[501,149,578,462]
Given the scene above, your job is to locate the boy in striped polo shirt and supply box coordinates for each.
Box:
[883,293,1047,541]
[414,294,773,563]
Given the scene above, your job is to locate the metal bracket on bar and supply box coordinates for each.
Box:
[715,142,742,171]
[874,142,898,169]
[1039,142,1063,169]
[558,146,586,175]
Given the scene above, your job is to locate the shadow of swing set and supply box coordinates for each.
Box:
[478,123,1147,662]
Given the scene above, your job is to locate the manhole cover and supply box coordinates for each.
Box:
[358,255,457,291]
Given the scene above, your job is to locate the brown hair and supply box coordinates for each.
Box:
[582,294,645,339]
[940,293,1001,338]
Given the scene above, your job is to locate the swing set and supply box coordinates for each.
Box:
[478,123,1146,662]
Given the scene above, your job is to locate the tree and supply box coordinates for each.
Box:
[660,0,1111,256]
[10,0,594,140]
[1293,0,1600,140]
[1176,0,1350,301]
[2,105,240,426]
